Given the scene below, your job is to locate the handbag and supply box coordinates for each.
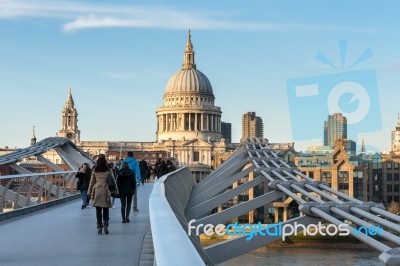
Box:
[111,192,120,198]
[107,169,117,192]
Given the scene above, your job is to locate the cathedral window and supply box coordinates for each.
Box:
[193,151,199,162]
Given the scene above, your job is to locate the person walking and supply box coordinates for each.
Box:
[88,155,118,235]
[146,162,153,183]
[117,162,136,223]
[120,151,141,212]
[154,158,161,179]
[75,163,92,209]
[156,160,168,178]
[139,158,150,185]
[166,160,176,173]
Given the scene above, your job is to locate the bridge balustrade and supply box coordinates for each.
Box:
[149,167,214,266]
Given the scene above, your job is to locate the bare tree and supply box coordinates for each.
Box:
[388,201,400,215]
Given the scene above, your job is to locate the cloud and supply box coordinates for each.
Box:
[0,0,372,33]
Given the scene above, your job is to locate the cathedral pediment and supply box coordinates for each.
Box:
[181,138,212,147]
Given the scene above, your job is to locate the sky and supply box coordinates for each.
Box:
[1,0,400,153]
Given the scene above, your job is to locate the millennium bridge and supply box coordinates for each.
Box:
[1,137,400,265]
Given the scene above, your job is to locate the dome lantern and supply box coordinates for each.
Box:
[182,29,196,70]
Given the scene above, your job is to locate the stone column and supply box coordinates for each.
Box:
[211,114,214,131]
[200,113,204,130]
[194,113,198,131]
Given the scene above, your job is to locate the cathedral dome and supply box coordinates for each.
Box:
[165,68,213,96]
[164,30,214,98]
[156,31,222,143]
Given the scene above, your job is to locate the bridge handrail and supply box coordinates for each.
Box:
[149,167,205,266]
[0,171,76,180]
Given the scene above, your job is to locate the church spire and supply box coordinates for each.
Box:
[59,89,80,143]
[65,88,75,108]
[182,29,196,69]
[361,137,366,153]
[31,126,37,146]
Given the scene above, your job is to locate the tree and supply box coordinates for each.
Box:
[388,201,400,215]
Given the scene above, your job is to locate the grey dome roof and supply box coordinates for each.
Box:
[165,68,213,95]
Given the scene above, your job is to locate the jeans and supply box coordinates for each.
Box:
[119,194,133,219]
[96,207,109,224]
[80,189,88,205]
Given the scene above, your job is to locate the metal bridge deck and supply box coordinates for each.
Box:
[0,184,154,266]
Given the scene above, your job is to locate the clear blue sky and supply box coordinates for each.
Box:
[1,0,399,152]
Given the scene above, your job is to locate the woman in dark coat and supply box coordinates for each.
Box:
[117,162,136,223]
[75,163,92,209]
[156,160,168,178]
[88,155,118,235]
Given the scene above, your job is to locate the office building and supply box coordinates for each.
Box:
[323,113,347,146]
[242,112,263,139]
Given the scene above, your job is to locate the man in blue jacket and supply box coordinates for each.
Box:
[121,151,141,211]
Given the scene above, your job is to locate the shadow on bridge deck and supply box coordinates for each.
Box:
[0,184,154,266]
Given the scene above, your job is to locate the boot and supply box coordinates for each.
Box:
[97,222,103,235]
[103,221,109,234]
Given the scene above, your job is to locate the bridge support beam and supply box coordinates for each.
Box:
[186,175,266,220]
[188,165,254,209]
[192,190,285,227]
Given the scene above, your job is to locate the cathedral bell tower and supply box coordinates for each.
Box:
[58,89,80,143]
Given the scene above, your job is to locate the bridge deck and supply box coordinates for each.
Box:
[0,184,154,266]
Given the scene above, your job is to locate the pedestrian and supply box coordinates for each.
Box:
[75,163,92,209]
[120,151,141,212]
[88,155,118,235]
[117,162,136,223]
[146,162,153,183]
[156,160,168,178]
[139,158,149,185]
[154,158,161,178]
[166,160,176,173]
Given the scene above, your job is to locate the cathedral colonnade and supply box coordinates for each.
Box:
[157,112,221,132]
